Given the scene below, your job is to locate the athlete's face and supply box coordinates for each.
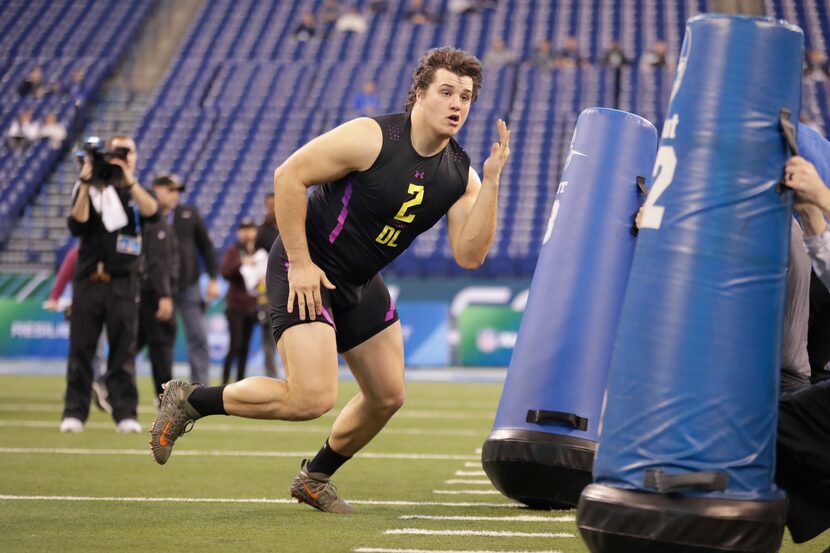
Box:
[417,68,473,137]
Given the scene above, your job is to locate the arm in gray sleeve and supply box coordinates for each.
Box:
[804,228,830,292]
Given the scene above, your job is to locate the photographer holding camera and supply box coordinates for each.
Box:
[60,135,158,434]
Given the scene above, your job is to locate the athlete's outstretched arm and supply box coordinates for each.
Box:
[446,118,511,269]
[273,117,383,320]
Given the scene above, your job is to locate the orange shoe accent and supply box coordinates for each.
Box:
[159,417,174,447]
[302,481,321,500]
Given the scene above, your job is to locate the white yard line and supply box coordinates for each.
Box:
[0,494,518,508]
[399,515,576,522]
[454,471,486,476]
[432,490,502,495]
[355,549,563,553]
[0,404,489,420]
[0,447,479,461]
[443,480,492,485]
[463,462,481,468]
[385,529,574,538]
[0,494,296,504]
[0,419,483,437]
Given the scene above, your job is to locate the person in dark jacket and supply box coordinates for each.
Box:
[152,174,219,385]
[255,192,280,378]
[137,178,180,399]
[220,218,261,384]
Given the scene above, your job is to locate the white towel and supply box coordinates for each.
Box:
[73,181,129,232]
[239,249,269,295]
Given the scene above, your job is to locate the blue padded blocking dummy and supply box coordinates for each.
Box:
[482,108,658,508]
[577,14,803,553]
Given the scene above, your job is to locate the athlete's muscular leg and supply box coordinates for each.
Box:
[328,322,406,456]
[221,323,339,421]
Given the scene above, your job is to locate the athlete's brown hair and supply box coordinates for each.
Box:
[405,46,483,112]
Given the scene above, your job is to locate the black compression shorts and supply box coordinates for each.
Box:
[266,236,399,353]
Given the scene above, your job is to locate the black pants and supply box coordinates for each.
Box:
[808,271,830,382]
[776,378,830,543]
[136,289,176,397]
[223,307,257,384]
[63,276,140,423]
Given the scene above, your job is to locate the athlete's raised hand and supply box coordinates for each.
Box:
[482,118,511,183]
[287,260,336,321]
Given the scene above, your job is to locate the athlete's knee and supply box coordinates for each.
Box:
[373,386,406,415]
[291,389,338,420]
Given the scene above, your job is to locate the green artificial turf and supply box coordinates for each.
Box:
[0,375,826,552]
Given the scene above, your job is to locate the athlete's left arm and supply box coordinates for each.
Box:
[447,118,511,269]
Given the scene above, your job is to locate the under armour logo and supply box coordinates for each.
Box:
[414,171,425,179]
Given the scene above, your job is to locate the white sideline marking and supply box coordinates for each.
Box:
[386,529,574,538]
[0,495,517,508]
[0,419,482,438]
[0,404,488,420]
[443,479,491,485]
[454,471,486,476]
[463,462,481,468]
[0,447,479,461]
[399,515,576,522]
[433,490,502,495]
[355,549,563,553]
[474,447,482,454]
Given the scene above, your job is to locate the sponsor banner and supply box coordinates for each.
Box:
[0,298,449,368]
[385,276,531,303]
[0,300,70,357]
[458,305,523,367]
[397,301,449,367]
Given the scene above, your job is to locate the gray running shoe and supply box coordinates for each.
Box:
[149,381,202,465]
[290,460,358,514]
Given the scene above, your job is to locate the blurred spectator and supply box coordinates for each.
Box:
[255,193,280,252]
[7,111,40,149]
[351,81,381,116]
[404,0,438,24]
[137,176,180,401]
[483,38,518,69]
[448,0,477,15]
[805,49,830,82]
[18,66,47,98]
[602,41,631,109]
[368,0,389,14]
[800,115,823,134]
[153,173,219,386]
[530,39,555,70]
[220,217,262,384]
[335,7,368,34]
[640,40,671,70]
[555,36,588,69]
[39,113,67,150]
[294,12,317,41]
[65,69,89,104]
[255,193,280,379]
[601,41,631,69]
[319,0,341,25]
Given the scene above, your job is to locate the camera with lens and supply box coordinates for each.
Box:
[75,136,129,185]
